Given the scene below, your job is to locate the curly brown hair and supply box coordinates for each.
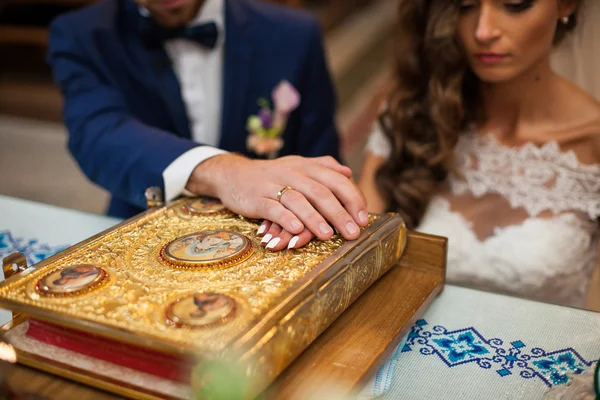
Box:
[375,0,581,229]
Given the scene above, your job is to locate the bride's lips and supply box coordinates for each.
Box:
[475,53,508,64]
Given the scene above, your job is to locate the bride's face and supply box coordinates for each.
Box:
[456,0,578,83]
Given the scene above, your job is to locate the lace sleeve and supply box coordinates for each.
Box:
[365,122,392,159]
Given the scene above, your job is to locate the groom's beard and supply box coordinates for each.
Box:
[137,0,206,28]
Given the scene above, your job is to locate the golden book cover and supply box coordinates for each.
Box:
[0,197,406,399]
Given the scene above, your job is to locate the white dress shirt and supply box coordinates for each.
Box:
[160,0,228,202]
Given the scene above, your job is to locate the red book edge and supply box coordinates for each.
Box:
[26,318,193,383]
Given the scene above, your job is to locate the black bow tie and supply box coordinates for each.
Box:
[141,19,219,50]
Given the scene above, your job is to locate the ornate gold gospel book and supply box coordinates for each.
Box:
[0,197,406,399]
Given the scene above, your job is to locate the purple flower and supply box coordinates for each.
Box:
[258,108,273,129]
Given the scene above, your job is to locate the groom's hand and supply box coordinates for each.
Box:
[186,154,368,241]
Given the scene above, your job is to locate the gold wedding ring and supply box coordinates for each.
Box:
[276,186,294,203]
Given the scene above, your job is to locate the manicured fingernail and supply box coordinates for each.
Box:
[266,237,280,249]
[346,222,359,236]
[288,236,299,249]
[257,223,267,235]
[261,234,272,244]
[358,210,368,225]
[291,219,302,230]
[319,223,333,236]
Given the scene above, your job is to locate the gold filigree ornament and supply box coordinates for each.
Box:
[157,230,254,270]
[33,264,109,298]
[164,292,238,329]
[177,197,233,218]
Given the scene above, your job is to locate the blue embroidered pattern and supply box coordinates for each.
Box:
[401,319,598,388]
[0,230,68,267]
[372,335,409,396]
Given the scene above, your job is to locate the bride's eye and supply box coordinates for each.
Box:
[459,1,477,14]
[504,0,534,13]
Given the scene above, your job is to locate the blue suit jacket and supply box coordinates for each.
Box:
[48,0,340,218]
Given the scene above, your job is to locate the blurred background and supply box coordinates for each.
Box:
[0,0,393,213]
[0,0,598,311]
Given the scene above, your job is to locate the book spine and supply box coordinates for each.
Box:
[241,220,407,398]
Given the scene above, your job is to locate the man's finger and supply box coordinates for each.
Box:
[312,156,353,178]
[285,174,361,240]
[305,166,368,228]
[277,185,335,241]
[255,198,304,235]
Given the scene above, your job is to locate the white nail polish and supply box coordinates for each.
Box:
[261,234,272,244]
[266,237,280,249]
[288,236,299,249]
[257,223,267,235]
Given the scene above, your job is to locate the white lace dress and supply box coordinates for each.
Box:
[367,128,600,308]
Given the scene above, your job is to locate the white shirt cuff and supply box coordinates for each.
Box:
[162,146,228,203]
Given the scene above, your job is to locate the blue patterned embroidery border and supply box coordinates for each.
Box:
[0,230,68,268]
[372,335,409,396]
[400,319,598,388]
[595,361,600,397]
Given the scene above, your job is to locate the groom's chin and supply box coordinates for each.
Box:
[144,0,203,28]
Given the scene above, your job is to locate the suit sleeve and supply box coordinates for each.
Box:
[293,20,342,162]
[48,21,202,209]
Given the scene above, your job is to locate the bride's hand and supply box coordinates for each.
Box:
[257,221,315,251]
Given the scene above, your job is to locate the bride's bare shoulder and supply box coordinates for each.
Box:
[573,90,600,162]
[555,77,600,163]
[559,76,600,119]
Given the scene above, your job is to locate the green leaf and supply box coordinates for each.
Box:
[257,98,270,109]
[265,127,282,138]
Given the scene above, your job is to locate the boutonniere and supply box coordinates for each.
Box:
[246,80,300,159]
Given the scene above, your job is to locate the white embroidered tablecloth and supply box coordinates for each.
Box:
[0,195,598,399]
[362,285,600,399]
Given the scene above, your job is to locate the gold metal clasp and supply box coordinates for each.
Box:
[145,186,165,209]
[2,252,28,279]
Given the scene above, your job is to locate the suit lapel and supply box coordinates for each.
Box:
[119,0,192,139]
[220,0,253,151]
[149,47,192,139]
